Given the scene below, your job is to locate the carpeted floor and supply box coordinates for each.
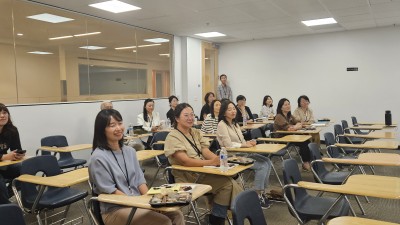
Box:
[21,147,400,225]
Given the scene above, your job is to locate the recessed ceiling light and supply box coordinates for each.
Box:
[17,33,23,36]
[195,32,226,38]
[302,18,337,26]
[89,0,141,13]
[27,51,53,55]
[49,35,73,40]
[27,13,74,23]
[74,32,101,37]
[115,43,161,50]
[79,46,106,50]
[144,38,169,43]
[159,53,170,57]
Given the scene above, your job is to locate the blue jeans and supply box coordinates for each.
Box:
[247,153,272,191]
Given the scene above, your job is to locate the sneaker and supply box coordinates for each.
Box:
[259,194,272,209]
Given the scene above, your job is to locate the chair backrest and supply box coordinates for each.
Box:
[19,155,62,208]
[250,128,263,140]
[163,167,175,184]
[150,131,170,148]
[326,146,342,158]
[231,190,267,225]
[252,114,259,119]
[308,143,328,177]
[0,204,26,225]
[41,135,75,161]
[88,181,106,225]
[282,159,307,205]
[351,116,358,126]
[333,124,347,143]
[209,139,221,153]
[323,132,336,146]
[341,120,350,134]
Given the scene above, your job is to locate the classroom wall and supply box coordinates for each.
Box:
[218,26,400,139]
[7,98,170,162]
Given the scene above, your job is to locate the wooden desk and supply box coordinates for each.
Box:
[344,132,396,140]
[241,123,265,130]
[276,127,322,144]
[202,133,217,138]
[17,168,89,188]
[226,143,286,154]
[298,174,400,224]
[0,156,30,167]
[172,164,253,177]
[322,153,400,167]
[98,183,211,211]
[328,216,398,225]
[258,135,312,143]
[39,144,92,153]
[335,140,399,150]
[248,120,274,125]
[349,125,386,131]
[124,133,152,141]
[137,150,164,161]
[358,122,397,127]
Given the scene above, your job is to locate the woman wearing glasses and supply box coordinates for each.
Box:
[293,95,315,125]
[164,103,242,225]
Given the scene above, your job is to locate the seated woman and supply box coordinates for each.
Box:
[89,109,184,225]
[166,95,179,126]
[260,95,275,118]
[199,92,215,121]
[164,103,242,225]
[216,100,272,209]
[235,95,254,123]
[274,98,312,171]
[293,95,315,125]
[0,103,25,204]
[137,99,161,132]
[201,100,221,134]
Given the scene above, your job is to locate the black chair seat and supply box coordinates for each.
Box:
[295,195,350,221]
[271,148,287,157]
[25,187,88,209]
[319,171,349,185]
[58,158,87,169]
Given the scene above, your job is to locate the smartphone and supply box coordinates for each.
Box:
[16,149,26,154]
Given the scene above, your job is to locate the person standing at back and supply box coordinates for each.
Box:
[217,74,233,101]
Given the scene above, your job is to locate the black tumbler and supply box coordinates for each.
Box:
[385,110,392,126]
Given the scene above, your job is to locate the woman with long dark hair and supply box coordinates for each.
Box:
[199,92,215,121]
[274,98,311,171]
[137,99,161,132]
[0,103,25,204]
[89,109,184,225]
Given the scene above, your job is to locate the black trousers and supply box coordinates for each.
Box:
[0,163,21,204]
[293,141,311,162]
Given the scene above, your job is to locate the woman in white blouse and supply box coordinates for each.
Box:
[260,95,275,118]
[137,99,161,132]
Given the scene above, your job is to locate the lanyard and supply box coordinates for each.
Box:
[176,129,202,157]
[225,121,243,143]
[110,149,132,194]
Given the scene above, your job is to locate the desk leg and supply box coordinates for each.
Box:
[190,201,201,225]
[270,162,283,187]
[125,207,137,225]
[149,165,161,187]
[318,194,344,225]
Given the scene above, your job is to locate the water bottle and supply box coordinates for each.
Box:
[385,110,392,126]
[128,124,134,136]
[243,115,247,126]
[219,147,229,172]
[167,118,171,128]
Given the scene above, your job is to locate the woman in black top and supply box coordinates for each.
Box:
[199,92,215,121]
[166,95,179,126]
[0,103,25,204]
[235,95,254,123]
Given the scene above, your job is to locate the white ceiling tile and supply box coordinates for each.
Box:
[319,0,368,10]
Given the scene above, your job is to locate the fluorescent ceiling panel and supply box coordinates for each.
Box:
[49,35,73,40]
[27,13,74,23]
[74,32,101,37]
[79,46,106,50]
[27,51,53,55]
[89,0,141,13]
[195,32,226,37]
[115,43,161,50]
[159,53,170,57]
[302,18,337,26]
[144,38,169,43]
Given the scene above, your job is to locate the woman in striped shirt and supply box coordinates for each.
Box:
[201,100,221,134]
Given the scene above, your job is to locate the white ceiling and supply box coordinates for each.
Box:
[30,0,400,42]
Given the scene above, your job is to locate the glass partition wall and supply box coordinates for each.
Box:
[0,0,173,104]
